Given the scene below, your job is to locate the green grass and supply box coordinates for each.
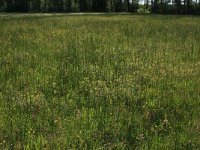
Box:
[0,14,200,149]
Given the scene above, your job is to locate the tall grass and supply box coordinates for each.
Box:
[0,14,200,149]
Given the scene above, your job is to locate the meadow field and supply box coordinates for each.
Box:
[0,14,200,149]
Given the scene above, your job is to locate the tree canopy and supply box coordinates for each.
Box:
[0,0,199,14]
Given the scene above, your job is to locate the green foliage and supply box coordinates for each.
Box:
[0,14,200,149]
[0,0,199,14]
[0,0,139,13]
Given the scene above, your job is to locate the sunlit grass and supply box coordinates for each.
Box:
[0,14,200,149]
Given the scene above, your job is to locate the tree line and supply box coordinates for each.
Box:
[0,0,199,14]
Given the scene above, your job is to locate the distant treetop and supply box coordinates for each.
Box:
[0,0,199,14]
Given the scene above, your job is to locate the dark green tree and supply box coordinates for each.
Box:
[14,0,29,12]
[40,0,48,12]
[63,0,72,12]
[115,0,123,12]
[29,0,41,12]
[106,0,116,12]
[92,0,107,12]
[70,0,80,12]
[130,0,139,12]
[80,0,88,11]
[0,0,6,11]
[175,0,182,13]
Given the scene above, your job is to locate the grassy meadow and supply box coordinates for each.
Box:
[0,14,200,149]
